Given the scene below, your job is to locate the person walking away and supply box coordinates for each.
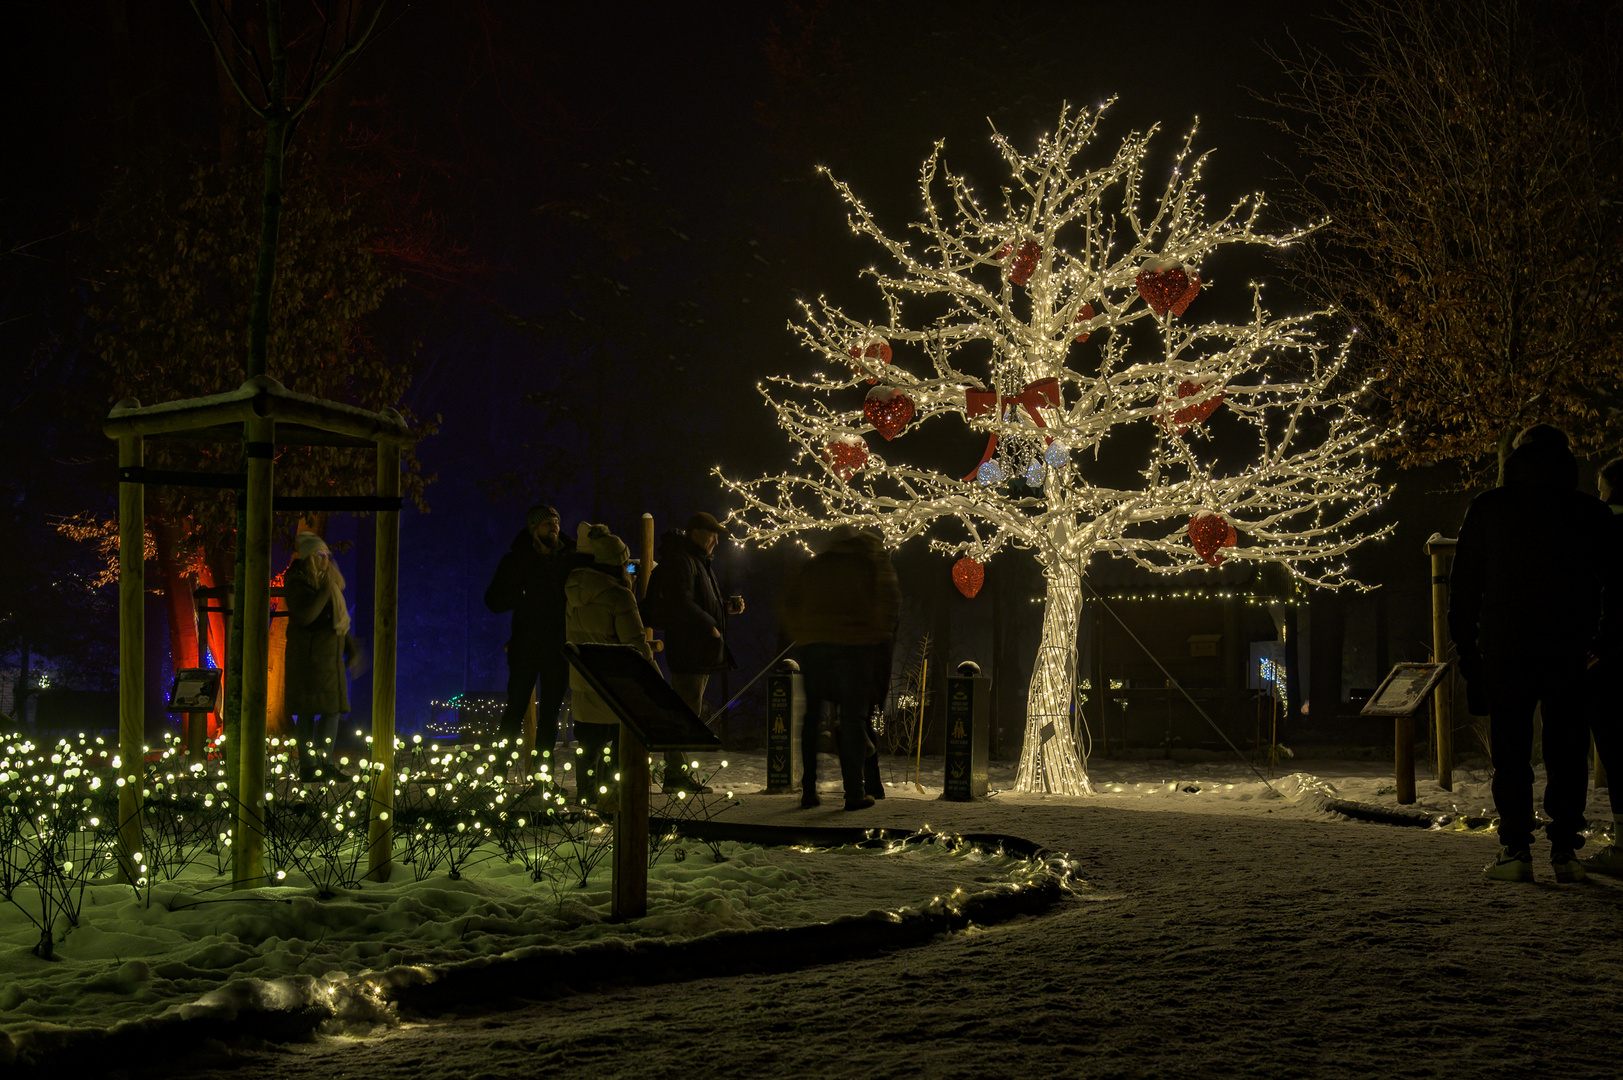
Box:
[484,504,589,766]
[643,512,742,793]
[565,524,655,809]
[780,526,901,810]
[1583,456,1623,876]
[1449,426,1614,883]
[284,531,359,781]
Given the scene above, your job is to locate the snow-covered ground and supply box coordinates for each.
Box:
[5,748,1619,1079]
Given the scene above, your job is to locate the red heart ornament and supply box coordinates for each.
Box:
[823,435,869,481]
[846,339,893,385]
[1189,513,1238,567]
[1072,302,1097,343]
[1136,259,1197,316]
[1008,238,1041,286]
[952,556,985,598]
[1169,272,1201,316]
[1158,381,1225,435]
[863,386,915,441]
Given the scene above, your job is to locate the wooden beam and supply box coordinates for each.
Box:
[368,441,400,883]
[233,418,274,889]
[117,434,145,885]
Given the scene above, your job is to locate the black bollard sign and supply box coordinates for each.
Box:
[764,671,804,794]
[942,675,991,800]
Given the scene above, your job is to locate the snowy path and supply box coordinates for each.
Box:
[154,772,1623,1080]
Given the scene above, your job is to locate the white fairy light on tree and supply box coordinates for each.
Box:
[718,102,1389,795]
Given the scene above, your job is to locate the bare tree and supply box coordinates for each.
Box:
[1266,0,1623,481]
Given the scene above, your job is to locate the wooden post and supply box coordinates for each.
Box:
[636,513,661,654]
[1425,536,1457,791]
[367,439,401,882]
[521,688,537,778]
[612,724,650,920]
[1395,716,1416,805]
[117,433,145,884]
[233,418,274,889]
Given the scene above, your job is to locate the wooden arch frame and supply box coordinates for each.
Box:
[105,375,414,889]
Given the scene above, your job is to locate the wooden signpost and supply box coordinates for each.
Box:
[1361,662,1451,805]
[562,642,720,920]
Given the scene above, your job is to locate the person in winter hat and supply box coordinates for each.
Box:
[1582,456,1623,877]
[284,531,360,781]
[565,523,654,809]
[641,511,743,793]
[780,525,901,810]
[1450,426,1614,883]
[484,503,591,761]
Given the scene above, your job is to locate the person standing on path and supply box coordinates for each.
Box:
[1449,426,1614,883]
[643,512,742,793]
[1582,456,1623,876]
[484,504,590,761]
[780,526,901,811]
[564,524,655,809]
[284,531,360,781]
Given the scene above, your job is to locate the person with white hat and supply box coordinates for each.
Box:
[284,531,359,781]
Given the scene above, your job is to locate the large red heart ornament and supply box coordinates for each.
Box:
[823,435,869,481]
[846,339,893,385]
[1189,513,1238,567]
[863,386,915,441]
[952,556,985,599]
[1136,259,1201,317]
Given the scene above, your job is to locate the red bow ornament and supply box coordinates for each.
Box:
[1136,258,1202,317]
[1189,513,1238,567]
[961,377,1061,481]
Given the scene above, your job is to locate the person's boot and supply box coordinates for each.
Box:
[1483,846,1534,882]
[800,770,820,808]
[843,794,875,811]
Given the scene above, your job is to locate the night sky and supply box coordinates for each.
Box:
[3,2,1465,731]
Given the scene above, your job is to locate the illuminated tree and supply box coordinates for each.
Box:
[720,103,1388,794]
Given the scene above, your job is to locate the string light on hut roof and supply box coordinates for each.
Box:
[718,101,1390,796]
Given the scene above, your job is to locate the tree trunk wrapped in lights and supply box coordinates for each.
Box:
[719,103,1390,795]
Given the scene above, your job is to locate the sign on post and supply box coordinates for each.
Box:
[1361,662,1450,806]
[942,674,991,800]
[763,668,804,794]
[562,643,721,920]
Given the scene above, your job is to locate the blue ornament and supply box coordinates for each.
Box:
[977,460,1006,485]
[1023,458,1046,486]
[1044,441,1069,468]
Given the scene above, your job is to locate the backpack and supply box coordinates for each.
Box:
[640,563,673,629]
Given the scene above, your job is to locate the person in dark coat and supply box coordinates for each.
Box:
[284,532,358,781]
[1449,426,1614,883]
[1583,456,1623,876]
[484,504,590,759]
[643,512,742,793]
[780,526,901,810]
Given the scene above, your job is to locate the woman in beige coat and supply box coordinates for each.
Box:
[564,523,653,806]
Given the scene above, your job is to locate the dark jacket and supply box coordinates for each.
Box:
[645,529,735,674]
[484,529,588,656]
[1597,503,1623,666]
[283,563,353,716]
[1448,442,1614,681]
[780,532,901,646]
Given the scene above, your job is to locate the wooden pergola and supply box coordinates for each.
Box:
[105,375,414,889]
